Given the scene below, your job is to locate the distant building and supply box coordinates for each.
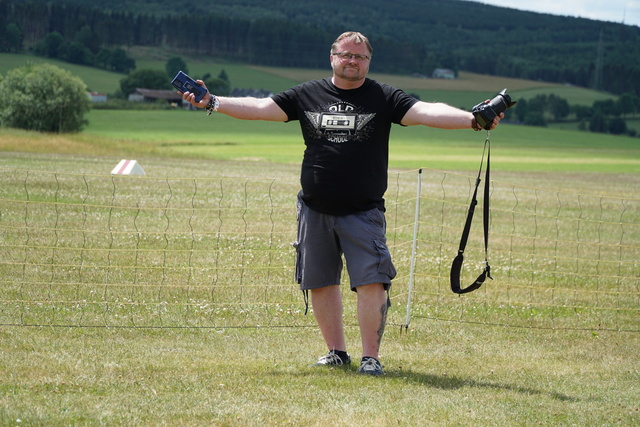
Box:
[431,68,456,79]
[88,92,107,102]
[128,88,184,105]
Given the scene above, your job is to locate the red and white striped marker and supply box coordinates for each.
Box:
[111,159,146,176]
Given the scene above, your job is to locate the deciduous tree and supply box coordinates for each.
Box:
[0,63,91,133]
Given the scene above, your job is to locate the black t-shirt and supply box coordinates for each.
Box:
[271,77,418,215]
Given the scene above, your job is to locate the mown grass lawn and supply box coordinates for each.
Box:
[0,104,638,426]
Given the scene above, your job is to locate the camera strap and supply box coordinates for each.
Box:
[450,134,493,294]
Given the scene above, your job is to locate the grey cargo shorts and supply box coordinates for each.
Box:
[293,194,397,292]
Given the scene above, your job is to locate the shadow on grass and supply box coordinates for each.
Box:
[383,368,579,402]
[277,366,578,403]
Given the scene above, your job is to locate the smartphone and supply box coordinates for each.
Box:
[171,71,208,103]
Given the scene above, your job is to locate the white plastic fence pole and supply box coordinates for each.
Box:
[404,168,422,330]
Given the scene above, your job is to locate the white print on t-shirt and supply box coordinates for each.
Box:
[304,102,375,143]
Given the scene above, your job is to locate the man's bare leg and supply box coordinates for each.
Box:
[356,283,388,359]
[311,285,346,352]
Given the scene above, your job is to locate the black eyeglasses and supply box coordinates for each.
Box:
[332,51,370,61]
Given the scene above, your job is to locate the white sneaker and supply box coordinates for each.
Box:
[312,351,351,366]
[357,357,383,376]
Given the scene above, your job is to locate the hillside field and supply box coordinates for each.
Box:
[0,50,618,109]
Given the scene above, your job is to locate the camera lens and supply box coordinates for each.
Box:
[489,90,517,115]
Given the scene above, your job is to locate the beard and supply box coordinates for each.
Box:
[334,64,366,81]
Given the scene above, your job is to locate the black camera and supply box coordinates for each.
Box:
[171,71,208,103]
[472,88,517,130]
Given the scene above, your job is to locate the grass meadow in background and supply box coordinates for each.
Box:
[2,109,638,175]
[1,52,639,424]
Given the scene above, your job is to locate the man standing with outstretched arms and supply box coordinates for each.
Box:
[182,31,502,376]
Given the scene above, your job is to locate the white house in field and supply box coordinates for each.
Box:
[128,88,184,105]
[431,68,456,79]
[88,91,107,102]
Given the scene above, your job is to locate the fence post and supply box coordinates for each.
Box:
[403,169,422,331]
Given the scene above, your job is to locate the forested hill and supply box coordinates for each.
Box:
[2,0,639,95]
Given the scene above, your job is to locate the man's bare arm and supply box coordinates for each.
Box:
[182,81,288,122]
[215,96,288,122]
[401,101,502,130]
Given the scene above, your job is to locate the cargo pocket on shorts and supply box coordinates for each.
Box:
[374,239,396,280]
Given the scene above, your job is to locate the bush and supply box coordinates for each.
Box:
[119,69,170,98]
[608,117,627,135]
[524,112,547,127]
[0,63,91,133]
[589,113,607,133]
[166,56,188,79]
[203,77,231,97]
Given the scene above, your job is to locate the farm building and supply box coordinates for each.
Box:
[128,88,184,105]
[88,92,107,102]
[431,68,456,79]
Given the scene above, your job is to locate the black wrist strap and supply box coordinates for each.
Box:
[450,135,493,294]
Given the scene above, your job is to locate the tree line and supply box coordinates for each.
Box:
[2,0,640,96]
[514,94,640,137]
[30,31,136,74]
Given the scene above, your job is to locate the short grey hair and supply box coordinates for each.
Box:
[331,31,373,57]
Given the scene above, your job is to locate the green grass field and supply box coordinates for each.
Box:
[2,109,638,175]
[95,110,640,175]
[1,55,639,425]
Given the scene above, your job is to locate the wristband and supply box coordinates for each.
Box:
[206,94,219,116]
[471,117,482,131]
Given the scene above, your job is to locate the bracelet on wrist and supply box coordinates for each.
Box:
[206,94,219,116]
